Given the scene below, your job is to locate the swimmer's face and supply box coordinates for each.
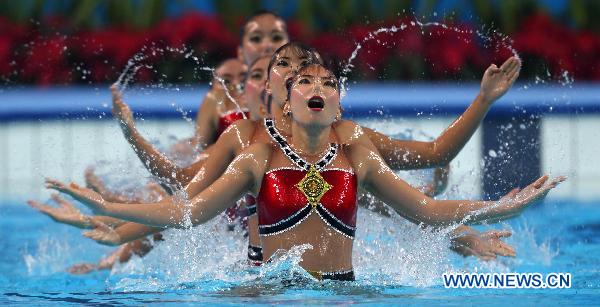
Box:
[240,14,289,65]
[243,56,269,118]
[267,49,312,107]
[212,59,247,96]
[288,65,340,127]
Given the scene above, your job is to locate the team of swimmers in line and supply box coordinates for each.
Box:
[28,11,564,281]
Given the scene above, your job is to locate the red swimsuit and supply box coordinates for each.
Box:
[256,118,358,239]
[216,109,249,138]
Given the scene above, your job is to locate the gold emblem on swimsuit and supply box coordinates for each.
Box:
[296,165,332,209]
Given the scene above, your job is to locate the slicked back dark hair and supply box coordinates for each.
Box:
[267,42,322,80]
[265,42,322,113]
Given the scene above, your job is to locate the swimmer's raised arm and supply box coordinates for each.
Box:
[350,144,562,226]
[192,89,220,150]
[111,85,193,186]
[113,84,256,189]
[363,56,521,169]
[46,144,269,228]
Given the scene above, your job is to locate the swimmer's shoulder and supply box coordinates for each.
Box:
[334,119,376,148]
[341,141,382,180]
[215,119,258,153]
[236,141,274,182]
[249,119,275,144]
[220,118,257,139]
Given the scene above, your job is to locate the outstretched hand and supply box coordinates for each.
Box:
[27,194,92,229]
[480,56,521,103]
[111,85,136,133]
[499,175,566,216]
[84,167,109,195]
[45,178,107,215]
[83,219,122,246]
[452,229,516,261]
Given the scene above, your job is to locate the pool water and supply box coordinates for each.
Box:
[1,198,599,305]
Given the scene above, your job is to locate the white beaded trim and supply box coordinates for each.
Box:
[259,202,356,239]
[265,166,304,174]
[264,118,338,171]
[315,204,356,239]
[259,204,313,237]
[321,268,354,276]
[321,167,354,175]
[266,167,353,175]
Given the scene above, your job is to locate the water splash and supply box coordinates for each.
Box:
[338,15,548,98]
[23,236,73,276]
[112,44,247,120]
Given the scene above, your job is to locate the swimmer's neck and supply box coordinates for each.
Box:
[271,101,292,135]
[290,121,331,156]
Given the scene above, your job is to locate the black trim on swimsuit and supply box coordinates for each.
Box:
[259,203,355,238]
[315,205,356,238]
[259,204,312,236]
[247,204,257,216]
[321,270,355,281]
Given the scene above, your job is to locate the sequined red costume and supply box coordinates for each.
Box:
[216,109,249,137]
[257,168,357,237]
[256,118,358,238]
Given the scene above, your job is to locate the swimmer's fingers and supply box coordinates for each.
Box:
[547,176,567,188]
[500,187,520,201]
[45,179,82,197]
[67,263,97,275]
[466,244,497,261]
[503,56,519,73]
[44,178,70,193]
[84,167,106,193]
[83,222,121,246]
[482,229,512,239]
[532,175,549,189]
[26,199,54,215]
[515,175,563,207]
[485,64,501,76]
[481,230,516,257]
[477,248,497,261]
[50,193,78,213]
[506,58,521,82]
[499,56,515,73]
[495,241,516,257]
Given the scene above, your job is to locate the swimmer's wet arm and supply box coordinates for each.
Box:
[103,223,163,245]
[362,93,491,170]
[100,145,266,228]
[111,87,189,186]
[363,57,520,170]
[192,90,219,150]
[181,119,254,195]
[355,146,542,227]
[92,216,127,228]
